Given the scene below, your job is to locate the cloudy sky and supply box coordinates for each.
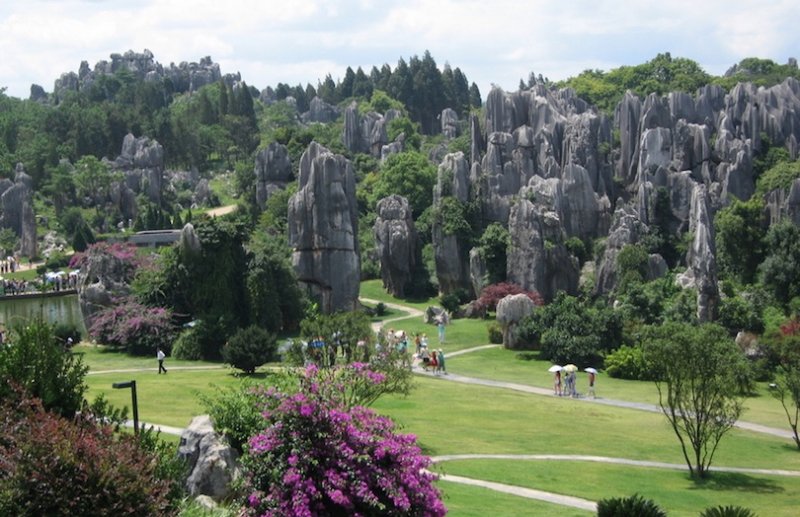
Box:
[1,0,798,100]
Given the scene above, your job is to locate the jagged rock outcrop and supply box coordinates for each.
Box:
[595,205,651,295]
[765,178,800,226]
[506,195,579,302]
[52,50,233,101]
[432,152,472,295]
[254,142,292,210]
[112,133,165,205]
[441,108,459,139]
[0,163,37,257]
[302,96,339,123]
[496,293,537,349]
[289,142,360,313]
[469,247,487,300]
[373,195,418,298]
[380,133,405,162]
[76,245,134,326]
[179,415,241,502]
[341,102,393,157]
[687,184,719,322]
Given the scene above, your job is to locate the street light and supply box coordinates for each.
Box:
[112,380,139,434]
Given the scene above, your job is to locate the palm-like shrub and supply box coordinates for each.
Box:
[596,493,667,517]
[700,505,757,517]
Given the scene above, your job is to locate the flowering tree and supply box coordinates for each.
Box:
[242,380,446,516]
[89,298,175,355]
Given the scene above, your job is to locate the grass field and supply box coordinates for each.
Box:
[79,282,800,515]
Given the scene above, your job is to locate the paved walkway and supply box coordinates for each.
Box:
[87,365,226,376]
[360,297,425,334]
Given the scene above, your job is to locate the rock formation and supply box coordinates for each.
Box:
[112,133,165,208]
[373,195,418,298]
[432,152,472,295]
[302,96,340,124]
[687,184,719,322]
[179,415,241,502]
[496,293,537,349]
[342,103,398,157]
[254,142,292,210]
[289,142,360,313]
[0,163,37,257]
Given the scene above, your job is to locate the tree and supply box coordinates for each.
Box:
[73,155,120,205]
[643,322,745,478]
[715,197,766,284]
[369,151,436,218]
[760,220,800,306]
[478,223,510,284]
[222,325,277,374]
[0,227,17,256]
[768,317,800,448]
[0,318,88,418]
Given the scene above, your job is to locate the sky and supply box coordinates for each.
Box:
[1,0,799,100]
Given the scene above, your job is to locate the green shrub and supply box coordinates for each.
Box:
[375,302,387,316]
[222,325,277,374]
[700,505,757,517]
[172,327,205,361]
[487,322,503,344]
[53,322,82,347]
[200,381,271,454]
[0,319,88,418]
[440,292,461,313]
[604,345,654,380]
[172,320,226,361]
[596,493,667,517]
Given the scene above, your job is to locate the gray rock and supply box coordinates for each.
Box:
[441,108,459,139]
[0,165,37,258]
[303,96,339,123]
[76,246,134,326]
[193,179,212,207]
[470,113,484,166]
[29,84,47,102]
[432,153,472,295]
[179,415,241,502]
[380,133,405,162]
[112,133,165,205]
[289,142,360,313]
[179,223,201,255]
[594,205,650,295]
[374,195,418,298]
[688,184,719,322]
[254,142,292,209]
[469,247,487,300]
[506,196,579,302]
[496,293,537,349]
[615,91,642,184]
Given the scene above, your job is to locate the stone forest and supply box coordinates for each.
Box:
[1,50,800,516]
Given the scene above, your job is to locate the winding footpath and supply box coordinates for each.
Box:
[91,296,799,512]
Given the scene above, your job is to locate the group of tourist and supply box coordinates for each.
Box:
[552,368,597,399]
[382,328,447,375]
[0,257,19,274]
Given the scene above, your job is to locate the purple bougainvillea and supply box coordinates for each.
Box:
[241,369,446,516]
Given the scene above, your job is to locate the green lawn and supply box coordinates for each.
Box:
[438,460,800,517]
[78,282,800,515]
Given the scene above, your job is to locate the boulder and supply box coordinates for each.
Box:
[496,293,536,349]
[289,142,360,313]
[373,195,418,298]
[179,415,241,502]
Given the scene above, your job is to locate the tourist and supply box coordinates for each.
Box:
[554,370,562,396]
[437,349,446,375]
[587,370,597,399]
[429,346,438,373]
[157,348,167,374]
[436,316,446,344]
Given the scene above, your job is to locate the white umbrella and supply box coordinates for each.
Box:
[548,365,563,373]
[585,367,598,374]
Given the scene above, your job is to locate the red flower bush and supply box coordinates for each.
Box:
[476,282,543,312]
[0,390,177,516]
[242,368,446,517]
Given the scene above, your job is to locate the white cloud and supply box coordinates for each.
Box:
[0,0,798,99]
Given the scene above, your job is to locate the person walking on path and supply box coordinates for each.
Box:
[554,370,562,396]
[437,349,446,375]
[437,316,446,344]
[586,368,597,399]
[157,348,168,374]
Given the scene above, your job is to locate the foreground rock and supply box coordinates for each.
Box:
[179,415,241,502]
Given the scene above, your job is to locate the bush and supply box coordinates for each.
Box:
[172,326,205,360]
[604,345,654,380]
[88,299,176,355]
[241,382,445,516]
[0,319,88,418]
[200,381,273,454]
[487,321,503,344]
[53,322,82,347]
[222,325,277,374]
[700,505,757,517]
[375,302,387,316]
[0,390,179,516]
[440,291,462,313]
[477,282,544,312]
[596,493,667,517]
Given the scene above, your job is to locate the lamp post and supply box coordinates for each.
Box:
[112,380,139,434]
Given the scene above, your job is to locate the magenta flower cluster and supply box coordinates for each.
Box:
[69,242,148,275]
[242,380,446,516]
[88,298,174,355]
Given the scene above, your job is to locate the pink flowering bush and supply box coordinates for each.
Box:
[242,383,446,517]
[69,242,149,276]
[89,298,175,355]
